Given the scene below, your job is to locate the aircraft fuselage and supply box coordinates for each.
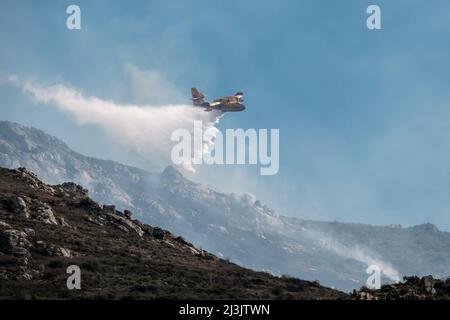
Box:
[210,103,246,112]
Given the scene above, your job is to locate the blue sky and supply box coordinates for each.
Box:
[2,0,450,230]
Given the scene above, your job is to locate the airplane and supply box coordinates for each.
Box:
[191,87,245,112]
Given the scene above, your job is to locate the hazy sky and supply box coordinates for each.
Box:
[1,0,450,230]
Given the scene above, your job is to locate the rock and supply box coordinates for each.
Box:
[86,216,104,226]
[133,220,146,229]
[187,246,201,255]
[0,229,31,248]
[152,227,167,240]
[171,236,201,255]
[33,202,58,225]
[17,256,29,267]
[421,275,436,294]
[124,210,132,220]
[21,272,32,280]
[175,236,190,246]
[18,266,32,280]
[404,276,421,286]
[55,182,89,198]
[8,196,60,226]
[352,275,449,299]
[35,241,73,257]
[0,229,31,257]
[58,217,70,227]
[24,228,35,237]
[35,241,51,256]
[0,270,8,280]
[108,213,144,237]
[102,205,116,215]
[0,221,12,230]
[115,224,130,233]
[54,247,72,258]
[76,197,102,211]
[8,196,30,218]
[142,225,154,236]
[16,168,55,194]
[358,291,377,300]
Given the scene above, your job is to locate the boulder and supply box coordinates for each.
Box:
[54,247,72,258]
[24,228,35,237]
[109,213,144,237]
[8,196,30,219]
[142,225,154,236]
[35,241,73,257]
[152,227,167,240]
[57,182,89,197]
[421,275,436,295]
[0,229,31,257]
[358,291,377,300]
[33,202,58,225]
[76,197,102,211]
[175,236,190,246]
[58,217,70,227]
[86,216,104,226]
[124,210,133,220]
[8,196,61,226]
[102,205,116,215]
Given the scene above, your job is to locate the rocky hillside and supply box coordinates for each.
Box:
[352,276,450,300]
[2,120,450,291]
[0,167,346,299]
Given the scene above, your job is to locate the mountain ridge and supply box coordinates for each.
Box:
[1,120,450,291]
[0,166,347,299]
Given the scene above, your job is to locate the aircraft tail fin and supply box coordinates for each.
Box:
[191,87,206,107]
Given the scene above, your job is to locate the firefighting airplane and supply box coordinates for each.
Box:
[191,88,245,112]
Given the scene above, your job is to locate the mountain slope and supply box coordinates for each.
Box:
[0,166,346,299]
[1,120,450,291]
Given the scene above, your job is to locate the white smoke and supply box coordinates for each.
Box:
[23,81,223,173]
[313,231,401,283]
[322,238,401,282]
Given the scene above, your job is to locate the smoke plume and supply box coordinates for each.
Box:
[23,82,223,173]
[311,230,401,282]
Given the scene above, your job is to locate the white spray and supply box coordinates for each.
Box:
[23,82,223,173]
